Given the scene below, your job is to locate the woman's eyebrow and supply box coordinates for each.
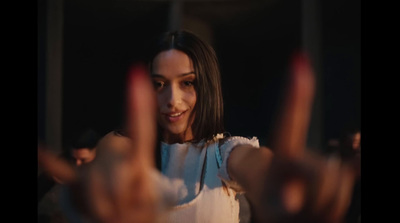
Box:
[179,72,196,77]
[151,72,195,78]
[150,74,165,78]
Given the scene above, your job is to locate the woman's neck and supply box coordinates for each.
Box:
[163,129,194,144]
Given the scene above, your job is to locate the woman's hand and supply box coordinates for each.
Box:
[249,51,356,223]
[38,63,160,223]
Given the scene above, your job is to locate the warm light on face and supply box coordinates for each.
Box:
[151,49,197,143]
[72,148,96,166]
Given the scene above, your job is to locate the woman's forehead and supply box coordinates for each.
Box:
[152,49,194,77]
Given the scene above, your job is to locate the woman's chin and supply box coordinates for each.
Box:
[162,125,192,142]
[167,128,185,136]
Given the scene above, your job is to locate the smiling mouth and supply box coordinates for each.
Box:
[163,110,187,122]
[169,112,183,117]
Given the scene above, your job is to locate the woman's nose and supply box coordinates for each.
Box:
[166,84,182,108]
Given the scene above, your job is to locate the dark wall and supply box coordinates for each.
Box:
[38,0,47,141]
[321,0,361,142]
[214,0,302,146]
[62,1,170,145]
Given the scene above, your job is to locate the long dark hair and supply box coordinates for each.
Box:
[148,30,225,143]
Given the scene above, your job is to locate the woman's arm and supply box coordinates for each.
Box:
[227,145,273,195]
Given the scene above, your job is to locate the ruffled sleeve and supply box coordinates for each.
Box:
[216,136,259,192]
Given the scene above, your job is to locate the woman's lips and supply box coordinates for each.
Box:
[163,110,187,122]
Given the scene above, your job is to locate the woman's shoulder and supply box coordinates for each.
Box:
[215,133,260,149]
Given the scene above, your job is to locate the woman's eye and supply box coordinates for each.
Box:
[183,81,194,87]
[153,81,165,89]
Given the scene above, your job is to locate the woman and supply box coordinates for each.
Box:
[148,30,263,222]
[38,30,355,223]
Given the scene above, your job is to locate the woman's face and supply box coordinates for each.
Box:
[151,49,197,142]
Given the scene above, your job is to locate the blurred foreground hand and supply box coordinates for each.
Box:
[38,64,161,223]
[248,51,356,223]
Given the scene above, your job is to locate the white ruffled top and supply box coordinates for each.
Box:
[158,133,259,223]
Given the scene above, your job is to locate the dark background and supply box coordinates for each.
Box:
[38,0,360,153]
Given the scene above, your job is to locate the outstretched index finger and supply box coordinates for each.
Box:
[126,63,157,166]
[272,51,315,158]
